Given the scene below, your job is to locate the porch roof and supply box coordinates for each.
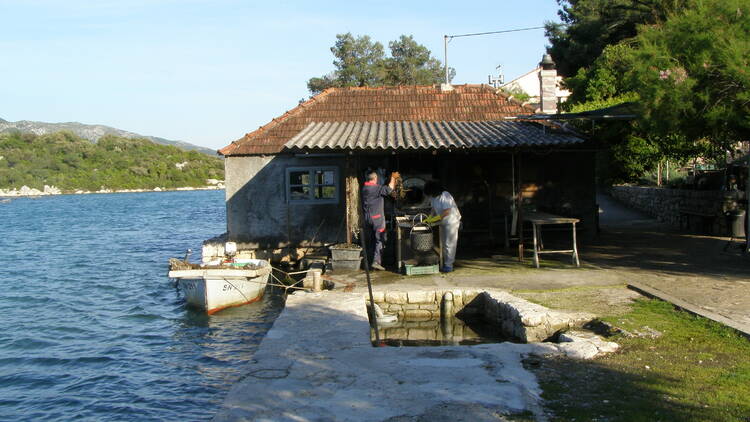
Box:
[285,120,583,151]
[219,85,549,156]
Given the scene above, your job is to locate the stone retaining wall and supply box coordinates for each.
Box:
[610,186,746,235]
[371,289,592,343]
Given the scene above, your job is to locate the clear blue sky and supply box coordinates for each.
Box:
[0,0,562,150]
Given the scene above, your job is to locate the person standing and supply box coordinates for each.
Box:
[362,170,399,270]
[424,181,461,272]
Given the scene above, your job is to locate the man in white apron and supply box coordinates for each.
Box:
[424,181,461,272]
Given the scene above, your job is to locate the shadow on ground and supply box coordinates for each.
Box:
[533,355,750,422]
[583,228,750,279]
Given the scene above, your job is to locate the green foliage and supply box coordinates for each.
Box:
[331,33,386,88]
[627,0,750,151]
[563,43,635,106]
[0,131,224,191]
[549,0,749,184]
[545,0,688,77]
[499,85,532,103]
[307,33,453,94]
[382,35,448,86]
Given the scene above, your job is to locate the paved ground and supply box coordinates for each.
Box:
[213,291,617,422]
[336,194,750,335]
[589,194,750,334]
[214,194,750,421]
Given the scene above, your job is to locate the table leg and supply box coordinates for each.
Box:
[572,222,580,267]
[532,222,540,268]
[397,225,402,272]
[518,221,524,263]
[537,225,544,251]
[438,225,444,268]
[504,215,509,249]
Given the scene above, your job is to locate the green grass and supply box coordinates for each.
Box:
[535,299,750,421]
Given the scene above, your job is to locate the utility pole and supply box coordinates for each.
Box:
[444,35,449,85]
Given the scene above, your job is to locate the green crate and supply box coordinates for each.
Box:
[404,264,439,276]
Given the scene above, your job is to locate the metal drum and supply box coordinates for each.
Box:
[410,223,434,252]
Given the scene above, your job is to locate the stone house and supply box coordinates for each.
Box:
[207,83,595,263]
[499,55,571,112]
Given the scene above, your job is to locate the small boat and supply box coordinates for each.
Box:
[168,258,271,314]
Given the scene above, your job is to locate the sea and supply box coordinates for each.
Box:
[0,190,285,421]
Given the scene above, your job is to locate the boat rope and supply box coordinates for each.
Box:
[225,273,309,292]
[221,278,253,304]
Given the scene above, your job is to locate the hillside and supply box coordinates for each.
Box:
[0,118,217,156]
[0,131,224,191]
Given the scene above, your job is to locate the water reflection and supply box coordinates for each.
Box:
[372,314,519,347]
[171,285,286,389]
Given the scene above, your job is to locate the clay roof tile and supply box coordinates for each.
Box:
[221,84,536,155]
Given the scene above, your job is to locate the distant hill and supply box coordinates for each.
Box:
[0,118,218,156]
[0,131,224,191]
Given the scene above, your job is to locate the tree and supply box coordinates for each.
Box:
[330,33,385,87]
[382,35,451,85]
[307,33,451,95]
[307,33,385,94]
[545,0,689,77]
[627,0,750,154]
[545,0,746,183]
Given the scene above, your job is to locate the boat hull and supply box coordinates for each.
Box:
[169,261,271,314]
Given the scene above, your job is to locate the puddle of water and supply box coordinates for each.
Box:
[371,315,521,347]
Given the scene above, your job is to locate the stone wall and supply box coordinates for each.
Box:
[610,186,746,235]
[371,289,592,343]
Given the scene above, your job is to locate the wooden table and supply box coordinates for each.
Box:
[395,216,443,272]
[523,212,580,268]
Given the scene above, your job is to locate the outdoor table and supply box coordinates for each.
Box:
[522,211,580,268]
[395,216,443,272]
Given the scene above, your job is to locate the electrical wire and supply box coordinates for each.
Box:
[446,26,546,41]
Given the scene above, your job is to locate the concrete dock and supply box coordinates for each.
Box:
[213,195,750,421]
[213,289,619,422]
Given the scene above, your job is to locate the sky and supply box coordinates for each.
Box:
[0,0,563,150]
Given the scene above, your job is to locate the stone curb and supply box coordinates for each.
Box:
[627,282,750,339]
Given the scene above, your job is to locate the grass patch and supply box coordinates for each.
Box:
[535,299,750,421]
[515,285,638,316]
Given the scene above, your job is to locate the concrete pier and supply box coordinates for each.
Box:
[213,290,617,422]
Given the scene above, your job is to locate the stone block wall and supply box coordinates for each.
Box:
[371,289,482,321]
[610,186,746,235]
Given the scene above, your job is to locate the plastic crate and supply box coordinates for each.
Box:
[404,264,439,276]
[331,257,362,271]
[329,247,362,261]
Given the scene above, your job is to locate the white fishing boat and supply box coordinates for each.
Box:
[168,258,271,314]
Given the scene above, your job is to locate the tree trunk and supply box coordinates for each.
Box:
[657,162,662,187]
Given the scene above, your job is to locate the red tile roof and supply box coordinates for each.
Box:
[219,84,537,156]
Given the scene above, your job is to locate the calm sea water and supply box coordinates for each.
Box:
[0,190,284,421]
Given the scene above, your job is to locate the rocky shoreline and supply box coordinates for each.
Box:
[0,181,225,197]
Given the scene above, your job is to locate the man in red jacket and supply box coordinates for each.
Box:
[362,170,399,270]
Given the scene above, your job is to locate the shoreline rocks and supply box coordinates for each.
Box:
[0,183,225,197]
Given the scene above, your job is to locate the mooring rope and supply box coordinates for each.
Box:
[173,264,321,296]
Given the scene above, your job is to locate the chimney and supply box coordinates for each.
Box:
[538,54,558,114]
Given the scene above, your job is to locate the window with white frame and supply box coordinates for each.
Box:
[286,166,339,204]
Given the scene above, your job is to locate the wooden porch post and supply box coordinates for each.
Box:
[345,156,360,244]
[517,152,524,262]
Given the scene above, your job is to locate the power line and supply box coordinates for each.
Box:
[446,26,546,41]
[443,26,547,85]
